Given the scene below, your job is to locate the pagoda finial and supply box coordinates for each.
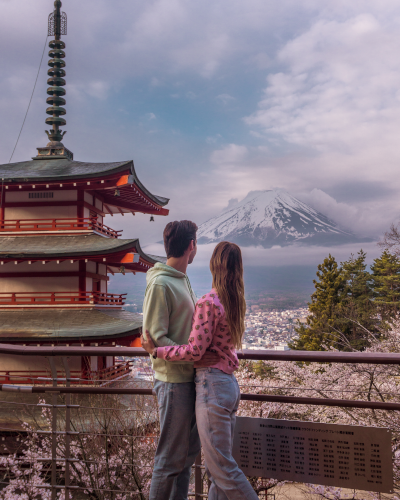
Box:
[33,0,73,160]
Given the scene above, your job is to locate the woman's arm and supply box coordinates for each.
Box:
[156,298,217,362]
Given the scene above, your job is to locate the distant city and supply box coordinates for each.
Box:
[244,307,308,351]
[112,264,314,354]
[124,307,308,354]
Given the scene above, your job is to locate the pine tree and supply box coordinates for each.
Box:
[370,250,400,321]
[337,250,376,350]
[290,254,344,351]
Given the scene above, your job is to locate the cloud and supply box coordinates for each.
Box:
[210,144,248,164]
[150,77,162,87]
[216,93,235,104]
[245,13,400,170]
[2,0,400,256]
[297,188,391,238]
[146,112,157,120]
[206,134,222,144]
[144,240,382,268]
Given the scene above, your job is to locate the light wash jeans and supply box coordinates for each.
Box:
[195,368,259,500]
[149,380,201,500]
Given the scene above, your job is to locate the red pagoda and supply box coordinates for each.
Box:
[0,0,169,383]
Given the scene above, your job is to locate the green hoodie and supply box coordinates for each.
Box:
[143,262,197,383]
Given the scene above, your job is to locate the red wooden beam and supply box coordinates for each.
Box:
[83,201,105,217]
[0,271,109,281]
[103,204,113,216]
[3,201,79,209]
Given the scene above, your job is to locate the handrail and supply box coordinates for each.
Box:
[0,218,122,238]
[0,346,398,498]
[0,291,127,307]
[0,361,131,385]
[0,345,398,364]
[0,345,398,410]
[0,385,399,412]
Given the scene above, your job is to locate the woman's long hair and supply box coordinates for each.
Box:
[210,241,246,349]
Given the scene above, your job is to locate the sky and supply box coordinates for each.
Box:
[0,0,399,267]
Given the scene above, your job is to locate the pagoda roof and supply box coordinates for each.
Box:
[0,308,141,341]
[0,158,169,212]
[0,234,166,272]
[0,234,156,260]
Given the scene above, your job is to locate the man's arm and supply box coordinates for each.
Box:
[143,283,179,347]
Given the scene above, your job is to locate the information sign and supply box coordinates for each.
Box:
[233,417,393,493]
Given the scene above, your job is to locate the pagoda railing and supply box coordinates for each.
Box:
[0,218,122,238]
[0,291,127,307]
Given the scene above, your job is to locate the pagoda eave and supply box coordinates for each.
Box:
[0,234,164,267]
[0,160,169,215]
[0,308,142,342]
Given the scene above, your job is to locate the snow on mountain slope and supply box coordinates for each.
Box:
[197,189,363,247]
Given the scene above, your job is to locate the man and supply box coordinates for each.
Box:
[142,220,219,500]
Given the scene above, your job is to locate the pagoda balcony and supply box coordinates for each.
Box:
[0,291,127,308]
[0,218,122,238]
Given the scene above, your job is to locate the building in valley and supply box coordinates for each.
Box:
[0,0,168,384]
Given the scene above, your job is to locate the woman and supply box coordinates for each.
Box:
[141,241,258,500]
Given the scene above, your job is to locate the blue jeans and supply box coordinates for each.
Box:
[195,368,259,500]
[149,380,201,500]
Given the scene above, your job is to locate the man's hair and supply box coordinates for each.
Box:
[163,220,198,258]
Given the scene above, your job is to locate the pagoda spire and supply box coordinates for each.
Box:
[34,0,73,160]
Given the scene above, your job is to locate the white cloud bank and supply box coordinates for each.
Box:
[298,189,392,238]
[144,240,381,268]
[244,13,400,186]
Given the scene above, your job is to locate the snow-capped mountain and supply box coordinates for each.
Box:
[197,189,364,247]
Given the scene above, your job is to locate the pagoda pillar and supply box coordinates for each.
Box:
[79,260,86,292]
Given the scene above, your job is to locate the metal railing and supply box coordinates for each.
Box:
[0,344,399,499]
[0,360,132,385]
[0,218,122,238]
[0,291,127,307]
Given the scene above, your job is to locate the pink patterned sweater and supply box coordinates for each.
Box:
[156,289,239,374]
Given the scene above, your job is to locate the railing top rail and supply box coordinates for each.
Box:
[2,218,99,222]
[0,385,399,411]
[0,344,399,364]
[0,291,126,296]
[236,349,400,364]
[0,218,122,237]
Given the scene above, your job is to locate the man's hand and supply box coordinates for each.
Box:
[194,350,220,368]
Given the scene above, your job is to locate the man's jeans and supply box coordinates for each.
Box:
[195,368,259,500]
[150,380,201,500]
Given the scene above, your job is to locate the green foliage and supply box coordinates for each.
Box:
[240,360,277,379]
[290,249,400,352]
[336,250,377,350]
[289,254,344,351]
[252,361,276,379]
[370,250,400,321]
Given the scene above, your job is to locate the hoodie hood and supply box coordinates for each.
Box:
[146,262,187,284]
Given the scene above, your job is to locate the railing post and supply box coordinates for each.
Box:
[195,452,203,500]
[62,357,71,500]
[47,357,59,500]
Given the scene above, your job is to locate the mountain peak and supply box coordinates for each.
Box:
[198,189,365,248]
